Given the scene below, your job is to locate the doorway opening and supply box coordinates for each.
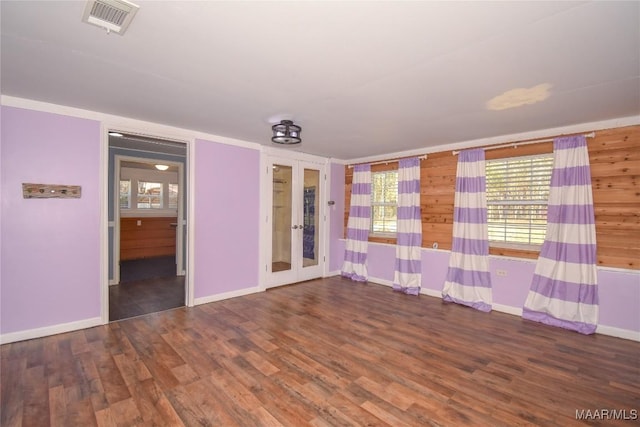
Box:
[108,132,187,321]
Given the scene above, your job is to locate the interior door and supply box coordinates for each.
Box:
[267,157,324,288]
[297,161,323,281]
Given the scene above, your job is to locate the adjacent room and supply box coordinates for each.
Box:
[1,1,638,425]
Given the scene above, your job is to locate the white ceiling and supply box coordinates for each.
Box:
[1,1,638,160]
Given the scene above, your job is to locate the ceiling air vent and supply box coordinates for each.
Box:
[82,0,139,35]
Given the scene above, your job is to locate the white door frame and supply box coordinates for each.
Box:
[112,155,185,285]
[262,152,327,289]
[102,125,194,325]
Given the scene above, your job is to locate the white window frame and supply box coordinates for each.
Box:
[168,183,179,210]
[120,167,179,217]
[370,170,398,236]
[119,179,131,209]
[486,153,553,250]
[136,180,164,209]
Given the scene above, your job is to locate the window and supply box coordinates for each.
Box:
[168,183,179,209]
[119,179,131,209]
[486,154,554,247]
[371,170,398,234]
[137,181,163,209]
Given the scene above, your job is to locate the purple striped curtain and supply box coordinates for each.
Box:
[523,135,598,334]
[393,157,422,295]
[442,149,492,312]
[342,164,371,281]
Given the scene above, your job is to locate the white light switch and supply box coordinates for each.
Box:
[137,220,142,226]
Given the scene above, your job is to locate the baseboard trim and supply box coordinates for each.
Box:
[194,286,263,306]
[596,325,640,342]
[3,281,637,344]
[367,277,393,287]
[0,317,103,345]
[492,304,523,317]
[420,288,442,298]
[325,270,342,278]
[365,275,639,342]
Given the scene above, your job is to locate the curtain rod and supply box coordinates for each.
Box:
[348,154,427,169]
[451,132,596,156]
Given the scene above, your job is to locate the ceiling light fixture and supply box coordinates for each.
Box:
[108,131,123,137]
[271,120,302,144]
[155,164,169,171]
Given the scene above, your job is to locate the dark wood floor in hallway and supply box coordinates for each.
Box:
[110,256,185,321]
[2,277,639,426]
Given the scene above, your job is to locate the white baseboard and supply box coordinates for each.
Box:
[420,288,442,298]
[194,286,263,306]
[596,325,640,342]
[366,275,639,342]
[0,317,103,345]
[368,276,441,298]
[367,276,393,287]
[3,281,637,345]
[325,270,342,278]
[492,303,523,317]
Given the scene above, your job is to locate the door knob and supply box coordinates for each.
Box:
[292,225,299,229]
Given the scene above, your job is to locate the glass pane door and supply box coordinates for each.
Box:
[272,164,292,273]
[302,168,320,268]
[267,157,324,288]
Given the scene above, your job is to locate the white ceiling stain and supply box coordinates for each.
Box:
[486,83,553,111]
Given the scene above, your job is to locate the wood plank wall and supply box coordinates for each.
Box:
[344,125,640,270]
[120,217,177,261]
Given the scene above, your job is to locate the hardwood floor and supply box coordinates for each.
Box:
[2,277,639,426]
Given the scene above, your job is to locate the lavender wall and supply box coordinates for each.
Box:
[1,107,101,334]
[329,163,640,337]
[329,162,345,272]
[193,139,260,298]
[0,107,263,340]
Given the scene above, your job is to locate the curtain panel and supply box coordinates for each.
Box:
[342,164,371,281]
[393,157,422,295]
[523,135,599,334]
[442,149,493,312]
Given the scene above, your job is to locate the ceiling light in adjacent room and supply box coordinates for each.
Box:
[155,164,169,171]
[487,83,552,111]
[272,120,302,144]
[108,131,123,137]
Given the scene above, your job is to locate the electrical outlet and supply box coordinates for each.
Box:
[496,269,507,277]
[137,220,142,226]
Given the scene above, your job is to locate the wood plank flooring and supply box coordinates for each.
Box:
[2,277,639,426]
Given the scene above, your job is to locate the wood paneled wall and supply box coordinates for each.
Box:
[345,125,640,270]
[120,217,177,261]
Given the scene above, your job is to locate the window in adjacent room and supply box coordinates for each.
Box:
[168,183,179,209]
[486,154,554,248]
[137,181,163,209]
[119,179,131,209]
[371,170,398,234]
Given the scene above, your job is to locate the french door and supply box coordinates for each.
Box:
[266,157,324,288]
